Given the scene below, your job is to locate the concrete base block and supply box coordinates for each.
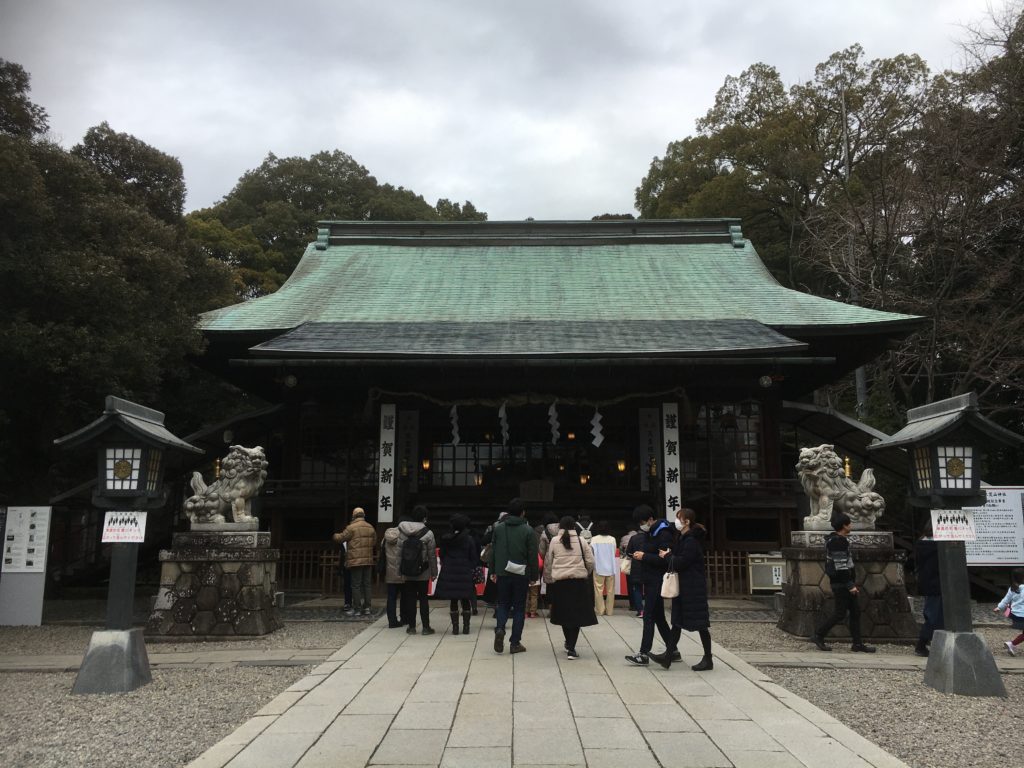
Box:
[924,630,1007,697]
[72,628,152,695]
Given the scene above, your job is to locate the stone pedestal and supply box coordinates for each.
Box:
[924,631,1007,697]
[145,530,282,638]
[777,531,919,640]
[73,628,151,694]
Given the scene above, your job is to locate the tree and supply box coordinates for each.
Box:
[73,122,187,224]
[435,198,488,221]
[0,64,233,501]
[0,58,48,138]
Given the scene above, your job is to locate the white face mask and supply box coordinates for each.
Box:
[674,518,684,532]
[639,523,651,532]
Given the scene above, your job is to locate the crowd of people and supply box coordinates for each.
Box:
[331,498,715,669]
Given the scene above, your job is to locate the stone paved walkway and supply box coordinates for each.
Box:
[173,608,919,768]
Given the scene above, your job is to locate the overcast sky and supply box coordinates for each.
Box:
[1,0,997,220]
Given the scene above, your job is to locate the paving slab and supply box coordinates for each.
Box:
[183,611,911,768]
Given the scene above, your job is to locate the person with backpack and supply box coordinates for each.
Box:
[487,498,538,654]
[397,505,438,635]
[624,504,675,666]
[434,514,477,635]
[380,522,406,628]
[811,513,876,653]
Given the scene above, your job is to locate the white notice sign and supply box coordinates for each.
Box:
[965,487,1024,566]
[101,511,148,543]
[931,509,978,542]
[2,507,51,573]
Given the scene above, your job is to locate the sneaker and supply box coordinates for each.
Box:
[671,651,682,662]
[647,650,672,670]
[360,608,371,617]
[625,652,649,666]
[566,649,579,660]
[914,643,929,658]
[421,627,435,636]
[406,625,417,635]
[1006,641,1018,656]
[811,634,832,652]
[851,643,876,654]
[494,628,505,654]
[388,621,403,629]
[510,642,527,654]
[636,611,644,618]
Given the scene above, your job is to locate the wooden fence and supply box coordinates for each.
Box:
[280,542,753,597]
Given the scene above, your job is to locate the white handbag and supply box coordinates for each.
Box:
[661,571,679,598]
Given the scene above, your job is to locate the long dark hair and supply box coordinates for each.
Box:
[559,515,576,549]
[1012,567,1024,591]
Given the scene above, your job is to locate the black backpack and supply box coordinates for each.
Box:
[399,528,430,577]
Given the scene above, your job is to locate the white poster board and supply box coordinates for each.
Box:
[2,506,51,573]
[101,511,148,543]
[965,486,1024,566]
[931,509,977,541]
[0,506,51,625]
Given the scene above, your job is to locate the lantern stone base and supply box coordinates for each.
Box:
[924,630,1007,697]
[777,531,919,640]
[145,531,282,638]
[72,628,151,694]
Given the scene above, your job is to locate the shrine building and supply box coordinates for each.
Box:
[193,219,921,585]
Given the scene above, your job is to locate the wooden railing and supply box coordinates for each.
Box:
[705,551,749,596]
[279,541,336,591]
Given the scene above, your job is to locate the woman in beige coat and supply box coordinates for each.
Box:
[543,515,598,659]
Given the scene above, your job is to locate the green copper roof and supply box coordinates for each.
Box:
[200,220,921,333]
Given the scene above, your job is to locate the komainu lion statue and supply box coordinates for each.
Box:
[796,444,885,531]
[185,445,268,525]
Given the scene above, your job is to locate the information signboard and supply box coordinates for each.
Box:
[2,506,51,573]
[101,511,148,544]
[965,487,1024,566]
[931,509,977,541]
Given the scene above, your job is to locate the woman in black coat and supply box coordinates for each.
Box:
[434,514,478,635]
[648,507,713,671]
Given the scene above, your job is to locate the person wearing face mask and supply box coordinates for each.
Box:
[648,507,713,671]
[624,504,675,666]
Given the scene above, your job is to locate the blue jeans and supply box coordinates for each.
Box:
[494,574,529,644]
[919,595,944,645]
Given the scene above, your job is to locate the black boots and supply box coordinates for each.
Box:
[462,611,471,634]
[811,634,832,652]
[691,655,714,672]
[450,611,460,635]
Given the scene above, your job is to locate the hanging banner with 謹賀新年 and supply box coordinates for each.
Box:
[662,403,681,519]
[378,404,396,523]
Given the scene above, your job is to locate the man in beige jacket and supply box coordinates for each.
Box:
[333,508,378,616]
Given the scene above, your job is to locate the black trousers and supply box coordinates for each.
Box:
[816,587,862,643]
[401,581,431,628]
[562,625,580,651]
[639,582,672,654]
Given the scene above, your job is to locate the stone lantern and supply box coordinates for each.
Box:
[55,396,203,693]
[869,393,1024,697]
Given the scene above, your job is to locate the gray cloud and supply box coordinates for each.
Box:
[1,0,994,219]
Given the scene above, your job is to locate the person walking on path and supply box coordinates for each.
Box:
[487,498,538,654]
[380,523,405,628]
[649,508,713,671]
[625,505,674,666]
[913,520,943,657]
[811,513,876,653]
[994,567,1024,655]
[434,513,477,635]
[620,526,641,614]
[332,507,378,616]
[590,521,618,616]
[544,515,598,659]
[397,505,438,635]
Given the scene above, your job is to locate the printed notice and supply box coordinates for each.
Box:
[2,507,51,573]
[101,511,148,543]
[931,509,977,541]
[965,487,1024,566]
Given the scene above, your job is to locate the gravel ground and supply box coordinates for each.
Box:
[2,616,1023,767]
[762,667,1023,768]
